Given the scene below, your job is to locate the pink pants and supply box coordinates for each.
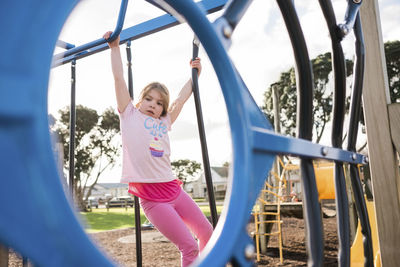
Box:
[140,189,213,267]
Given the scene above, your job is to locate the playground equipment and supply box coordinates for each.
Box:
[350,199,381,267]
[252,158,289,263]
[314,161,336,201]
[252,159,335,263]
[1,0,399,266]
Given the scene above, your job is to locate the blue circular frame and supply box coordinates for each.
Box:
[0,0,275,266]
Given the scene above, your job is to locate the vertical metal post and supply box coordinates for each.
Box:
[22,257,29,267]
[69,59,76,197]
[191,37,218,228]
[125,41,142,267]
[277,0,324,265]
[0,243,8,267]
[272,84,282,185]
[319,0,351,265]
[126,40,134,99]
[134,198,142,267]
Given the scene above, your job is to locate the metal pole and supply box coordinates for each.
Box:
[22,257,29,267]
[0,243,8,267]
[272,84,281,186]
[125,41,142,267]
[191,37,218,228]
[134,198,142,267]
[319,0,351,265]
[68,59,76,197]
[126,41,134,98]
[277,0,324,265]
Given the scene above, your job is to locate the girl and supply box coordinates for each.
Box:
[103,31,213,267]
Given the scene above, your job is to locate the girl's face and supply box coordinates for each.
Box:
[138,89,164,119]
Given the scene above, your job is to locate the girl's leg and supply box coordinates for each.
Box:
[172,190,214,251]
[140,199,199,267]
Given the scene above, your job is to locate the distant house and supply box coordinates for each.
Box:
[86,183,129,200]
[185,166,229,200]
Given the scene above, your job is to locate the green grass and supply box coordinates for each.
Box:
[81,207,147,233]
[81,205,223,233]
[193,198,207,202]
[199,205,224,216]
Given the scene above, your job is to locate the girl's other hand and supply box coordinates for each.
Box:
[190,57,202,76]
[103,31,120,48]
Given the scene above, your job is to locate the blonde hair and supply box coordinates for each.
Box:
[138,82,170,116]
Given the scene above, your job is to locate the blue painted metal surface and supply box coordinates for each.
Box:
[0,0,115,266]
[162,0,275,265]
[53,0,228,67]
[59,0,129,59]
[56,40,75,49]
[338,0,362,40]
[252,127,366,164]
[220,0,253,31]
[145,0,170,13]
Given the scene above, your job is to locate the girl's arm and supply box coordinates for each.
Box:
[169,58,202,124]
[103,31,131,113]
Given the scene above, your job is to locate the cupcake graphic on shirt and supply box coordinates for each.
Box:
[149,137,164,157]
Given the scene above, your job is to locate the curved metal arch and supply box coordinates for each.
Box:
[276,0,324,265]
[0,0,114,266]
[319,0,351,265]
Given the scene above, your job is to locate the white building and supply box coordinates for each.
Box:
[185,167,229,200]
[86,183,129,200]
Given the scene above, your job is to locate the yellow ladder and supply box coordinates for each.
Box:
[252,157,292,263]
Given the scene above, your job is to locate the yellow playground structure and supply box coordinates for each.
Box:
[350,199,381,267]
[253,158,381,265]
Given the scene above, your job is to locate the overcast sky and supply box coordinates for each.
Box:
[48,0,400,183]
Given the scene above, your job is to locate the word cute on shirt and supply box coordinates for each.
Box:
[144,117,168,138]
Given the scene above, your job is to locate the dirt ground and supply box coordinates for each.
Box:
[7,216,338,266]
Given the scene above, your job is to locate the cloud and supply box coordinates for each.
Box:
[171,122,232,166]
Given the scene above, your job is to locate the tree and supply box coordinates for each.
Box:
[262,68,297,137]
[54,105,120,211]
[262,52,353,143]
[171,159,201,185]
[354,40,400,151]
[385,40,400,103]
